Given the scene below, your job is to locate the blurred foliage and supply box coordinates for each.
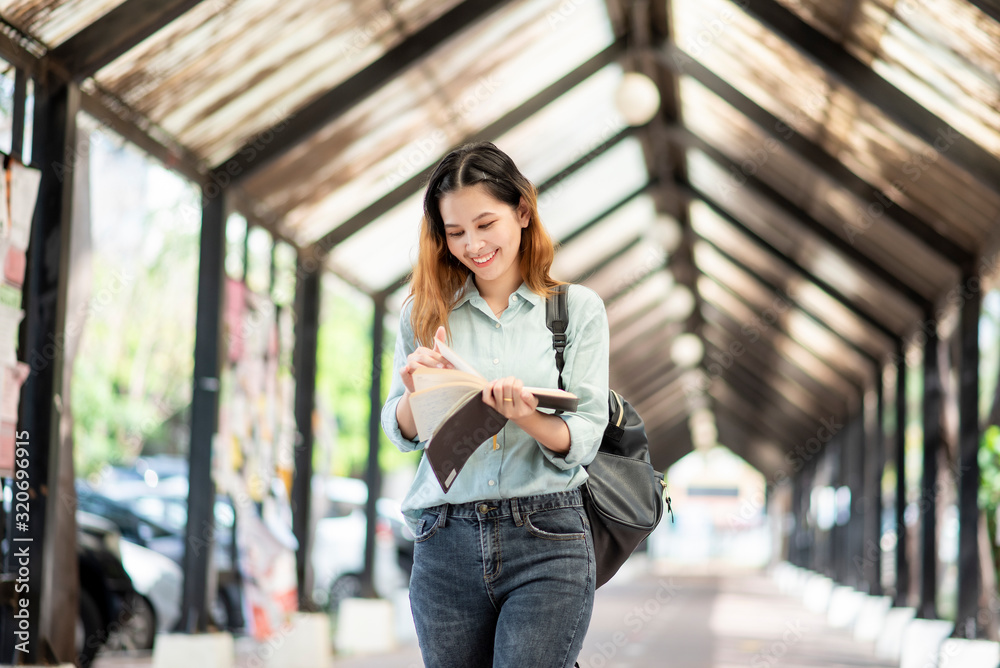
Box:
[72,185,199,477]
[981,293,1000,621]
[73,142,415,484]
[980,425,1000,611]
[315,287,413,478]
[979,426,1000,511]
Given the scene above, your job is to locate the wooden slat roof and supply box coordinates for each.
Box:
[2,0,999,477]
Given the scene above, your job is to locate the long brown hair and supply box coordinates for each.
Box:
[408,141,560,347]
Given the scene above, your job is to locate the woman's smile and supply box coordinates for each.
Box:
[471,249,498,266]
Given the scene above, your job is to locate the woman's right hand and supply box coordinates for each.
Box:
[400,326,452,394]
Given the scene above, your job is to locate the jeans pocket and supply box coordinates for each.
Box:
[413,510,441,543]
[524,506,587,541]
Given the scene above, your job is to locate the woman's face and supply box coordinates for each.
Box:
[439,183,529,290]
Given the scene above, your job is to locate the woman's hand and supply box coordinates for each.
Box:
[400,326,452,394]
[482,376,539,421]
[482,375,571,454]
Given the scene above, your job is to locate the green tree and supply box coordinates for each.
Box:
[72,166,199,478]
[316,286,413,478]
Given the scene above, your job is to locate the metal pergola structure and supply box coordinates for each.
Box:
[0,0,998,662]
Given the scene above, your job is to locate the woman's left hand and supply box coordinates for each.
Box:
[483,376,538,421]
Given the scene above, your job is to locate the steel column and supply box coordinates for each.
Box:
[831,438,846,582]
[179,187,227,632]
[955,275,982,637]
[801,458,822,573]
[894,350,910,606]
[847,416,866,590]
[919,325,942,619]
[865,374,884,595]
[291,264,321,610]
[6,77,82,663]
[0,66,29,663]
[11,69,26,160]
[362,297,386,598]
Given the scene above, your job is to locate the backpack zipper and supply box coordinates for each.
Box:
[660,479,674,523]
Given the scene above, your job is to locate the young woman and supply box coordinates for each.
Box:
[381,141,609,668]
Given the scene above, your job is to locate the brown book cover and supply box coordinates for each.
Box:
[426,400,508,493]
[415,340,578,492]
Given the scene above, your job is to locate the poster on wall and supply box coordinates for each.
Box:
[0,157,40,478]
[216,277,298,640]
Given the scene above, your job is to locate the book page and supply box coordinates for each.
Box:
[412,366,485,392]
[434,339,483,378]
[409,384,481,442]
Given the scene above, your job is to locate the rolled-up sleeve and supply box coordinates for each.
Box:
[380,301,425,452]
[541,285,609,470]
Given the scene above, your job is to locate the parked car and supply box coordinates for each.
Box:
[310,476,414,611]
[76,510,164,659]
[79,478,243,632]
[86,461,415,618]
[2,486,146,666]
[116,535,183,636]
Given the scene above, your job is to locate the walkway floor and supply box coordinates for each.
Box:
[94,560,897,668]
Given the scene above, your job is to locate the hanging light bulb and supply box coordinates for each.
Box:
[644,214,682,254]
[670,333,704,368]
[663,285,695,321]
[615,72,661,126]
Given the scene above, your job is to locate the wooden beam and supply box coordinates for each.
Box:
[966,0,1000,24]
[221,0,515,184]
[740,0,1000,197]
[693,209,899,343]
[700,314,845,411]
[48,0,207,80]
[314,39,627,256]
[696,235,886,361]
[682,178,928,326]
[666,54,973,267]
[681,133,933,310]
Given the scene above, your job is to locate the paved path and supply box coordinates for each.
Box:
[334,560,896,668]
[95,560,897,667]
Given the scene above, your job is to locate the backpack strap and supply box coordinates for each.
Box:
[545,284,569,391]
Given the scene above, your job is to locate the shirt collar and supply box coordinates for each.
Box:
[452,274,543,310]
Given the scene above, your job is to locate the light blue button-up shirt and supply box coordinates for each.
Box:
[381,277,610,529]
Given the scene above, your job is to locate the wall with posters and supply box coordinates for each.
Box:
[216,275,299,640]
[0,158,39,478]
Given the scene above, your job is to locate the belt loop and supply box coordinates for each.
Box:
[511,497,523,527]
[439,503,449,529]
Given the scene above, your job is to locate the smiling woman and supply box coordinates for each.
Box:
[440,183,529,312]
[380,141,611,668]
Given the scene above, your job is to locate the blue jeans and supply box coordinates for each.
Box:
[408,488,595,668]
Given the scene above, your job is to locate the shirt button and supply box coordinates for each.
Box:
[493,358,499,365]
[488,480,496,486]
[511,295,518,301]
[495,322,500,328]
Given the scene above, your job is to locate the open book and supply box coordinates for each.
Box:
[411,339,578,492]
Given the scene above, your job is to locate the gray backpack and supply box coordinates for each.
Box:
[546,284,672,588]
